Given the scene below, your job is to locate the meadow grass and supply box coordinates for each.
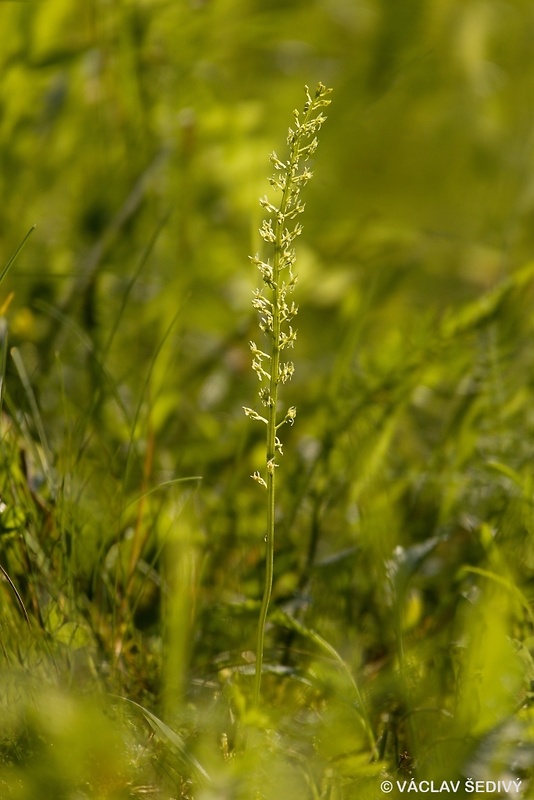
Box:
[1,77,534,800]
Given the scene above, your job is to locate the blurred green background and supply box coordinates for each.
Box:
[2,1,534,796]
[3,0,534,526]
[3,0,534,439]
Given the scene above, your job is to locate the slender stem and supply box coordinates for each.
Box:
[395,604,418,762]
[0,225,36,285]
[0,562,30,625]
[253,107,303,704]
[251,84,332,707]
[253,194,283,709]
[253,459,275,706]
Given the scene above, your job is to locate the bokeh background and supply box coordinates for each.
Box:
[2,1,534,797]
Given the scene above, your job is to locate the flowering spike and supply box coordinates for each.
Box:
[244,84,332,708]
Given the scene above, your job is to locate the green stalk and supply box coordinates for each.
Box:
[253,151,285,707]
[245,84,332,707]
[253,428,276,707]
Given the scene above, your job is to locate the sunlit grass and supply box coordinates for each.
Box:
[2,154,534,799]
[2,1,534,796]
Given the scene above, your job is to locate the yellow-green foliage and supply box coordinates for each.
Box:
[1,1,534,796]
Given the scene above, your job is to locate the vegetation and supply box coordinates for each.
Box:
[1,1,534,797]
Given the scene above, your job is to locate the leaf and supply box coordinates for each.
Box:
[459,566,534,627]
[440,260,534,339]
[0,225,35,286]
[386,536,444,596]
[113,696,212,786]
[270,607,377,757]
[54,621,91,649]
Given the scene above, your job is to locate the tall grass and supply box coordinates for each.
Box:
[2,19,534,797]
